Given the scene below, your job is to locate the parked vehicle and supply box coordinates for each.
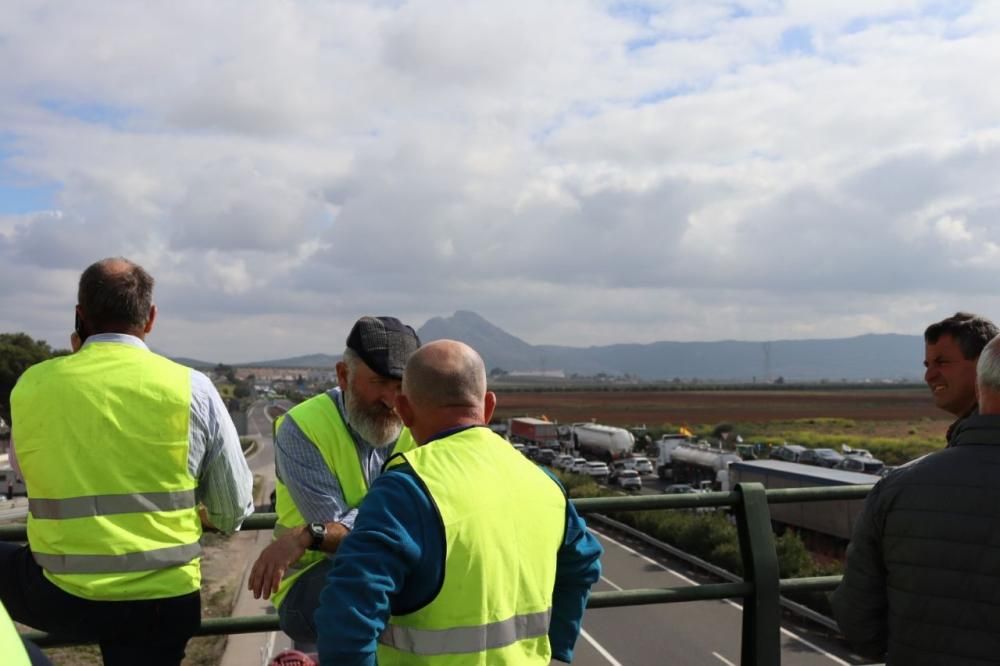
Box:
[652,433,692,480]
[796,448,844,468]
[631,456,654,475]
[569,458,589,474]
[670,443,742,491]
[536,449,558,465]
[769,444,807,463]
[571,423,634,461]
[729,459,881,554]
[508,417,559,447]
[584,461,610,482]
[616,469,642,490]
[835,454,884,475]
[663,483,697,494]
[554,454,575,470]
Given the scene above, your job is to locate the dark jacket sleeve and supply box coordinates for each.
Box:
[830,482,889,660]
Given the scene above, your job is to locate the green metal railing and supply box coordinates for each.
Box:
[0,483,872,665]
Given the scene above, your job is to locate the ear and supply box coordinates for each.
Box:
[336,361,349,391]
[144,304,157,334]
[483,391,497,424]
[395,393,416,427]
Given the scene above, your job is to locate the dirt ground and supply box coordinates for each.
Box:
[493,387,947,430]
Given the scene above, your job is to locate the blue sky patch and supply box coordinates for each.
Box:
[40,98,135,128]
[779,26,815,55]
[0,181,59,214]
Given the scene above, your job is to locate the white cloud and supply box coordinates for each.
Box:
[1,1,999,361]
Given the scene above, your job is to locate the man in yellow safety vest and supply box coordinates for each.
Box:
[248,316,420,649]
[0,257,254,666]
[315,340,603,665]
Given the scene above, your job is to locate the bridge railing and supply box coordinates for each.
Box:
[0,483,872,665]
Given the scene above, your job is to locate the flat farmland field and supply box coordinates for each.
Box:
[492,387,951,450]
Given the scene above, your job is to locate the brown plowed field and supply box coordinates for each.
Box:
[493,388,946,428]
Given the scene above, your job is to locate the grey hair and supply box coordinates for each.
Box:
[342,347,361,376]
[977,335,1000,392]
[402,342,486,409]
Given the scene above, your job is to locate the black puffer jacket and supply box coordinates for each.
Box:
[831,415,1000,665]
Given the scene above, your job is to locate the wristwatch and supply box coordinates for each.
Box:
[306,522,326,551]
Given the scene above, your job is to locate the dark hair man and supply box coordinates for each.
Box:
[0,257,254,666]
[248,316,421,649]
[314,340,603,665]
[833,333,1000,664]
[923,312,999,444]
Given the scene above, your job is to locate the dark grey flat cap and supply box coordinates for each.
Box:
[346,316,421,379]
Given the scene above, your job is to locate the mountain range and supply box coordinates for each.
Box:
[182,310,926,381]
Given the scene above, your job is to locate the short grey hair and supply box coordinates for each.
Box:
[342,347,361,375]
[977,335,1000,393]
[402,342,486,409]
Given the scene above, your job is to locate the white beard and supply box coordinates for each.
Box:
[344,386,402,447]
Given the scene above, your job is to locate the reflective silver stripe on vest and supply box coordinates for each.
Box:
[29,489,197,520]
[32,542,202,574]
[379,609,551,656]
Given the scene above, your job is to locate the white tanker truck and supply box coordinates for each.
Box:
[571,423,634,461]
[669,443,742,491]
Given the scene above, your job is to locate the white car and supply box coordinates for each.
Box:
[616,469,642,490]
[631,457,654,475]
[554,454,575,470]
[569,458,589,474]
[584,461,610,482]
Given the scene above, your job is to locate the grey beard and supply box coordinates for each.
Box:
[344,388,402,447]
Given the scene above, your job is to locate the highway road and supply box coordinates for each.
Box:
[233,404,868,665]
[563,526,867,665]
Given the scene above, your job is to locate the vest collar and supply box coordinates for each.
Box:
[81,332,149,350]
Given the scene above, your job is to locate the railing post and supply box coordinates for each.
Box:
[734,482,780,666]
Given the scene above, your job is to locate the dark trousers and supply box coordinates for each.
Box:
[0,542,201,666]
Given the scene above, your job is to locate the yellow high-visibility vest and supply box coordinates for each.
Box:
[12,341,200,600]
[378,427,566,665]
[0,601,31,666]
[270,392,415,607]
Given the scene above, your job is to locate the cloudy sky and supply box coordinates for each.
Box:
[2,1,999,362]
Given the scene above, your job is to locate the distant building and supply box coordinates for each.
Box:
[507,369,566,378]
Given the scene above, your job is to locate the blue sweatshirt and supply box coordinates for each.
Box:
[314,446,602,665]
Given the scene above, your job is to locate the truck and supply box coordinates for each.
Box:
[670,443,742,491]
[508,417,559,447]
[571,423,634,461]
[729,459,879,555]
[652,433,693,480]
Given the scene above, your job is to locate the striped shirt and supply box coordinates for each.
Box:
[275,387,396,531]
[10,333,254,534]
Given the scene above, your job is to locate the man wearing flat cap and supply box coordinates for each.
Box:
[249,316,421,648]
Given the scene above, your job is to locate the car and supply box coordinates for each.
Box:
[569,458,589,474]
[511,442,526,454]
[553,454,575,470]
[615,469,642,490]
[631,457,654,475]
[535,449,557,465]
[835,454,884,475]
[770,444,807,463]
[663,483,697,494]
[524,445,539,460]
[584,461,610,482]
[796,448,844,468]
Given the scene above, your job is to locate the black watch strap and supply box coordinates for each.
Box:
[307,522,326,550]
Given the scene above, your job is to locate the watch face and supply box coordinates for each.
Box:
[308,522,325,549]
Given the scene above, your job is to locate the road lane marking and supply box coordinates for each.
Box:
[580,629,624,666]
[600,576,623,591]
[593,529,850,666]
[712,651,736,665]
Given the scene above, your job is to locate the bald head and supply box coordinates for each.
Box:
[403,340,486,409]
[78,256,155,337]
[396,340,496,444]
